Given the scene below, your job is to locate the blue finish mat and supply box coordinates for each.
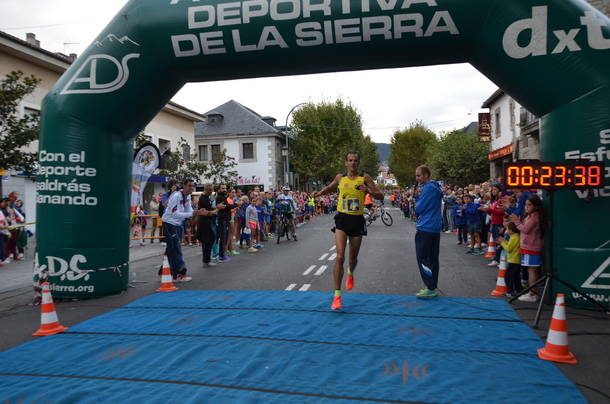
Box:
[0,290,586,403]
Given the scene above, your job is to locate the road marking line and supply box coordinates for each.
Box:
[328,253,337,261]
[315,265,327,276]
[330,246,336,251]
[299,284,311,291]
[319,253,329,260]
[285,284,296,291]
[303,265,316,276]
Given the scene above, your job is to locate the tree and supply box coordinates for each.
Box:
[0,71,41,196]
[388,122,437,187]
[157,138,238,186]
[290,99,379,186]
[429,129,489,185]
[357,135,380,177]
[205,148,239,186]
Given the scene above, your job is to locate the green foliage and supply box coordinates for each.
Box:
[134,131,149,149]
[206,147,239,186]
[388,122,437,186]
[0,71,41,174]
[158,138,238,186]
[429,130,489,185]
[290,99,379,184]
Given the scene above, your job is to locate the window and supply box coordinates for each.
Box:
[198,145,208,161]
[182,144,191,162]
[494,108,501,138]
[23,107,39,128]
[211,144,221,161]
[242,142,254,160]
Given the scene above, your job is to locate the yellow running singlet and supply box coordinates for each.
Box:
[337,175,365,215]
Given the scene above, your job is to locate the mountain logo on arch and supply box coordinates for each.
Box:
[60,33,141,95]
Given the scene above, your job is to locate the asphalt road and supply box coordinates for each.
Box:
[1,209,608,403]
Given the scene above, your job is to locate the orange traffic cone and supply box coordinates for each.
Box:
[538,294,577,364]
[33,282,68,336]
[156,255,178,292]
[490,264,508,296]
[484,234,496,258]
[499,250,507,270]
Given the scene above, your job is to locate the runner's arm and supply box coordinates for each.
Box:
[313,174,342,198]
[362,174,384,201]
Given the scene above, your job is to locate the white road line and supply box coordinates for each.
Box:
[315,265,327,276]
[330,246,336,251]
[319,253,329,260]
[328,253,337,261]
[285,284,296,291]
[303,265,316,276]
[299,284,311,291]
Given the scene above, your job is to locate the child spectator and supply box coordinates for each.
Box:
[483,185,505,266]
[461,194,483,254]
[255,196,266,244]
[245,197,260,253]
[453,196,467,245]
[510,195,544,302]
[497,222,522,297]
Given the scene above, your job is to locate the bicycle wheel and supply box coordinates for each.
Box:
[381,211,393,226]
[276,222,282,244]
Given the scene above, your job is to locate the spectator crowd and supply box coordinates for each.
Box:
[131,180,339,282]
[391,179,545,302]
[0,191,29,267]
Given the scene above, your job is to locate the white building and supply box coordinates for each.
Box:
[481,89,540,180]
[376,167,398,186]
[0,31,204,223]
[195,100,286,191]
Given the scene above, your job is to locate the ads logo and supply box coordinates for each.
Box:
[60,34,141,95]
[502,7,609,59]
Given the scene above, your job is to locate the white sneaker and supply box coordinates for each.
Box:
[204,262,217,267]
[518,292,538,302]
[175,275,192,283]
[3,258,11,264]
[18,253,24,259]
[488,260,499,266]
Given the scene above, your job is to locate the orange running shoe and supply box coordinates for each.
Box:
[331,295,342,310]
[345,274,354,290]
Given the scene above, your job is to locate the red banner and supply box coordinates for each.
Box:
[488,144,513,161]
[478,113,491,142]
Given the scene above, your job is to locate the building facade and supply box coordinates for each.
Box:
[195,100,286,191]
[376,167,398,186]
[0,31,204,223]
[481,89,541,180]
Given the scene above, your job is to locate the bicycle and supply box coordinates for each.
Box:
[276,211,296,244]
[364,204,393,227]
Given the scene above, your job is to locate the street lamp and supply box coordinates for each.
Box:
[284,102,308,188]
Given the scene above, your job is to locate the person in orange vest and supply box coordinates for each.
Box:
[364,192,375,216]
[390,193,396,206]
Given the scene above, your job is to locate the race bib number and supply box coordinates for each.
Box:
[343,198,360,212]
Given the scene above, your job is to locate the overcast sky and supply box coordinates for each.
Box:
[1,0,498,143]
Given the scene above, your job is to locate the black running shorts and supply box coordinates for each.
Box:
[333,212,367,237]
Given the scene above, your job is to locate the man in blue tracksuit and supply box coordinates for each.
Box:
[414,165,443,298]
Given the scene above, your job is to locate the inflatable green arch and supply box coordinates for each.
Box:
[37,0,609,304]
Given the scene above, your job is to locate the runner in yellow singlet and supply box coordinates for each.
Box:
[312,151,384,310]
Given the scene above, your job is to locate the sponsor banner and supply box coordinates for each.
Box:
[238,176,262,185]
[131,143,160,216]
[479,113,491,142]
[488,144,513,161]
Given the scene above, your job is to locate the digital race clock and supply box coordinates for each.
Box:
[504,161,605,189]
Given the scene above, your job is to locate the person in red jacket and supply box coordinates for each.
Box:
[481,185,505,266]
[510,195,544,302]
